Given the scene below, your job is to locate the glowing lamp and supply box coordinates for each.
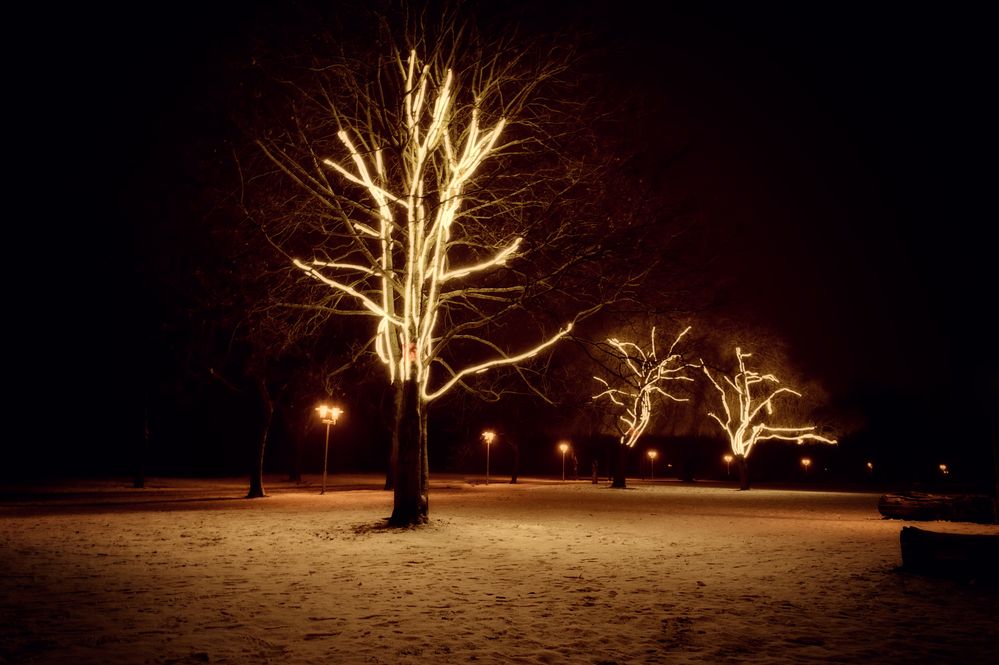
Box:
[315,404,344,494]
[317,404,343,424]
[482,430,496,484]
[558,441,570,481]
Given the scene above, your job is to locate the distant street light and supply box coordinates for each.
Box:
[558,441,570,481]
[939,463,949,475]
[482,430,496,485]
[647,449,658,481]
[723,454,733,477]
[801,457,812,473]
[316,404,343,495]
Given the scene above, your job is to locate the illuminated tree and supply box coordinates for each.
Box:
[592,326,695,488]
[252,9,612,524]
[701,347,837,490]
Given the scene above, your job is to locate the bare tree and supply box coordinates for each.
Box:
[252,7,625,524]
[701,347,837,490]
[592,326,695,488]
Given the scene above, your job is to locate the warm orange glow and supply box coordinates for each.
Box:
[939,463,949,475]
[558,441,570,481]
[646,449,659,480]
[482,430,496,484]
[723,454,733,463]
[315,404,343,495]
[800,457,812,470]
[316,404,343,425]
[866,461,874,471]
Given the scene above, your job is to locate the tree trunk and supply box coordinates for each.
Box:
[247,378,273,499]
[736,454,750,491]
[421,404,429,508]
[390,379,428,525]
[612,444,629,488]
[133,406,148,489]
[509,440,519,484]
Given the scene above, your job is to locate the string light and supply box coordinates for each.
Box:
[701,347,836,461]
[593,327,694,448]
[293,50,570,402]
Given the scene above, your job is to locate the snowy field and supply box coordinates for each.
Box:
[1,475,996,664]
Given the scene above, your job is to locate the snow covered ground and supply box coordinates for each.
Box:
[1,475,996,664]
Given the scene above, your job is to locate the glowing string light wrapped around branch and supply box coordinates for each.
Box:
[700,346,836,489]
[593,326,695,449]
[281,49,572,403]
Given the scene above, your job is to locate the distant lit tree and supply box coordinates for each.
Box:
[701,347,837,490]
[592,326,695,488]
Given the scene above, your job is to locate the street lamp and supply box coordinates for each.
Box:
[482,430,496,485]
[800,457,812,474]
[316,404,343,495]
[939,463,949,475]
[647,449,658,481]
[723,454,733,477]
[558,441,570,481]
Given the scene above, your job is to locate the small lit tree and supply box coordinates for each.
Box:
[593,326,695,488]
[701,347,837,490]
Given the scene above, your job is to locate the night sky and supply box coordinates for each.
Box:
[11,2,994,481]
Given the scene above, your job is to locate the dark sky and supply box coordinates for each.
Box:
[12,2,994,477]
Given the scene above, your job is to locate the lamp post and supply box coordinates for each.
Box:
[482,430,496,485]
[723,454,733,477]
[316,404,343,495]
[558,441,570,481]
[647,449,658,481]
[801,457,811,474]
